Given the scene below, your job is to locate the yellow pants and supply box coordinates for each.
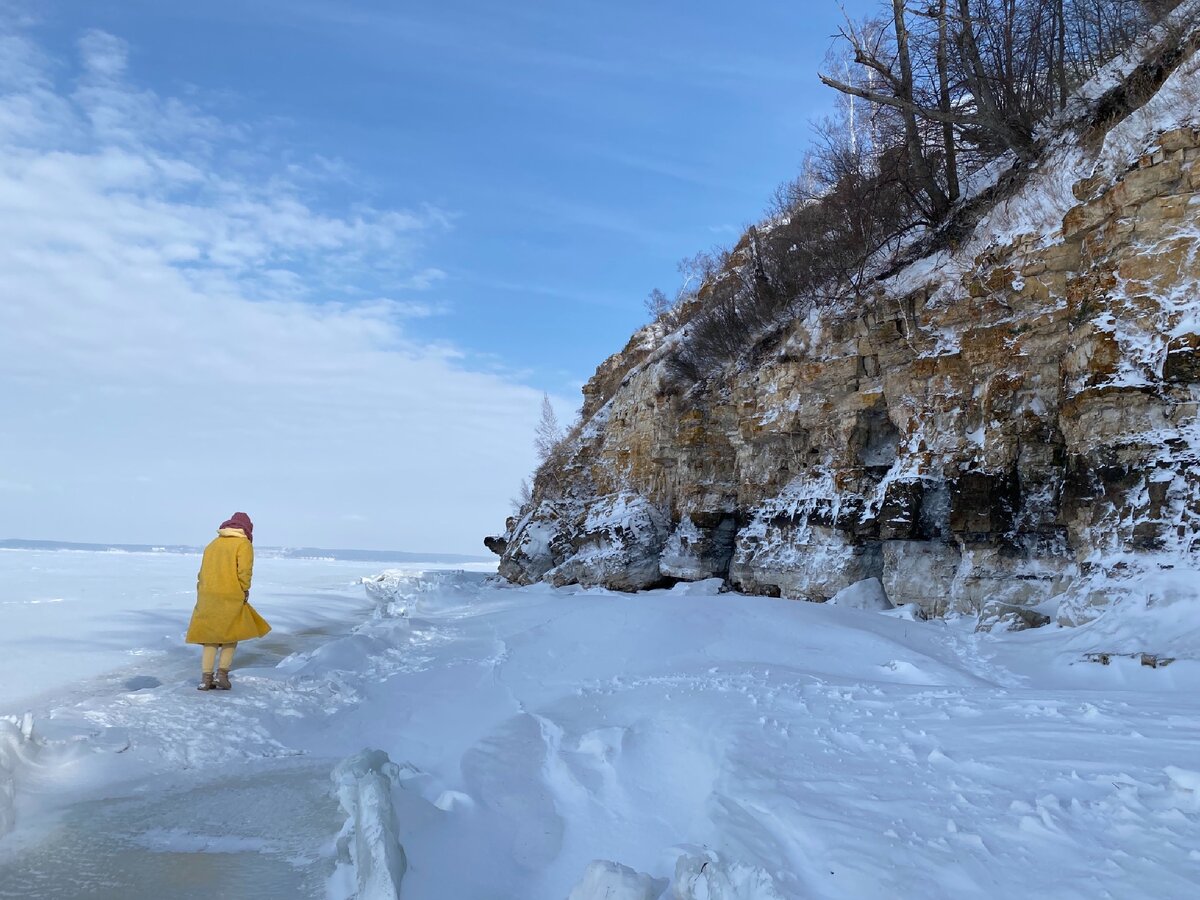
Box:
[201,643,237,673]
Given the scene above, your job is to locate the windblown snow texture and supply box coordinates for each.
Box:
[1,554,1198,898]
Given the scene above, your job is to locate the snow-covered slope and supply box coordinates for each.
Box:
[2,556,1198,898]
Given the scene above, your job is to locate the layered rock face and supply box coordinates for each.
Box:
[495,66,1200,627]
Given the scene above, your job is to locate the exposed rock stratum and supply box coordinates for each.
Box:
[491,33,1200,630]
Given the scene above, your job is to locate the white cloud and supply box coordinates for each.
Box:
[0,24,552,553]
[78,29,128,79]
[401,267,449,291]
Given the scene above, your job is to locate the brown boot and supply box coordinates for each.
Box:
[197,672,215,691]
[215,668,232,690]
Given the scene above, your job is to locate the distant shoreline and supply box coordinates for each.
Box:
[0,538,491,565]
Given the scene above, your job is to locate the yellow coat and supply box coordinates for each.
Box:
[186,528,272,644]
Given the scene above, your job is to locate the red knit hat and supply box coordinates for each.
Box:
[219,512,254,542]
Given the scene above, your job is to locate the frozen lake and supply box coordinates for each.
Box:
[0,548,493,714]
[0,549,495,899]
[1,551,1199,899]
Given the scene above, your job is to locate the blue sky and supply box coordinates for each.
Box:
[1,0,873,552]
[36,0,872,390]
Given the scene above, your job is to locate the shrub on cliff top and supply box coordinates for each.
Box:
[662,0,1190,388]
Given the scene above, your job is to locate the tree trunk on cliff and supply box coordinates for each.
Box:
[1055,0,1069,108]
[935,0,961,202]
[820,4,953,220]
[954,0,1037,159]
[892,0,951,217]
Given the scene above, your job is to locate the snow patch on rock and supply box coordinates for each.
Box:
[659,515,736,582]
[671,849,784,900]
[567,860,668,900]
[1057,565,1200,658]
[547,492,671,591]
[730,475,880,601]
[827,577,893,611]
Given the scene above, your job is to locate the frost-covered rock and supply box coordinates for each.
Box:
[975,600,1052,633]
[545,492,670,591]
[659,514,736,581]
[497,500,576,586]
[950,536,1077,614]
[331,749,407,900]
[567,860,667,900]
[731,522,881,602]
[727,476,882,600]
[671,849,784,899]
[495,29,1200,625]
[881,540,961,616]
[828,577,893,610]
[1056,580,1124,627]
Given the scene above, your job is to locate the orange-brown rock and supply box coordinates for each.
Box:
[495,89,1200,629]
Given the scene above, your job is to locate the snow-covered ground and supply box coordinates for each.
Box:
[1,552,1198,899]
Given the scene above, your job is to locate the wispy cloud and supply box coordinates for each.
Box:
[0,22,554,552]
[401,267,449,291]
[275,0,811,95]
[562,140,732,191]
[458,274,631,310]
[517,192,681,250]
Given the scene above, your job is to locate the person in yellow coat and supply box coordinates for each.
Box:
[186,512,271,691]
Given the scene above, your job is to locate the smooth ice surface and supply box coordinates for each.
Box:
[0,549,494,712]
[0,762,342,899]
[1,553,1199,899]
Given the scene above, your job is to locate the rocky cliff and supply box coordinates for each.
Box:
[491,28,1200,630]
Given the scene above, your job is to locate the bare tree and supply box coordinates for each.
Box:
[510,477,532,515]
[820,6,956,217]
[820,0,1171,209]
[677,250,722,297]
[645,287,672,321]
[534,394,563,463]
[660,0,1181,384]
[932,0,961,201]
